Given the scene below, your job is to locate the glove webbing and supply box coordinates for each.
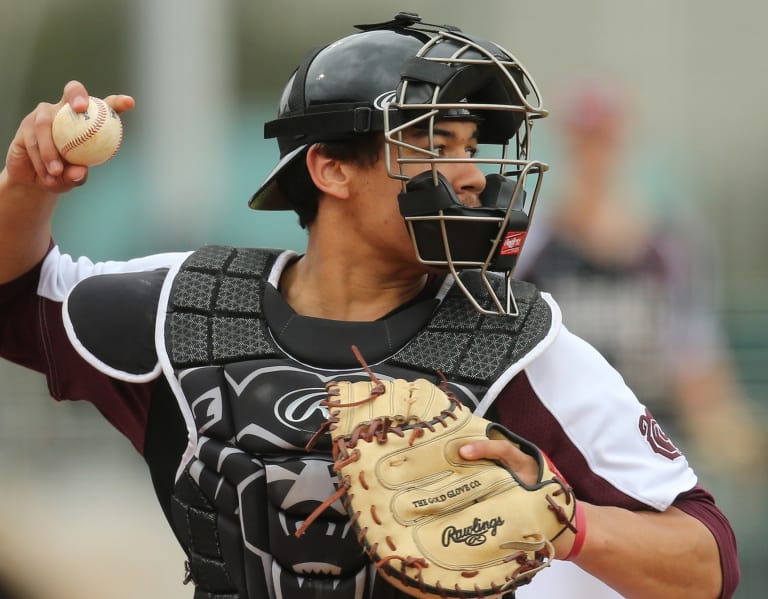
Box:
[297,346,463,539]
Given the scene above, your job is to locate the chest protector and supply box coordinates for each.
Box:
[161,245,553,599]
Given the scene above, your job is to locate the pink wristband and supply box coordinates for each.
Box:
[564,500,587,561]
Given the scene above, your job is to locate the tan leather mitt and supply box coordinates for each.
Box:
[302,369,577,598]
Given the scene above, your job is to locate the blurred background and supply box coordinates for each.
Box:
[0,1,766,597]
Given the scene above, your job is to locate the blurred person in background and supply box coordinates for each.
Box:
[516,80,766,475]
[0,580,26,599]
[0,569,38,599]
[0,13,739,599]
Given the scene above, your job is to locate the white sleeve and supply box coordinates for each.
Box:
[524,321,697,511]
[37,245,192,302]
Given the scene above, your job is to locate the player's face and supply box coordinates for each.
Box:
[397,120,486,208]
[345,120,486,271]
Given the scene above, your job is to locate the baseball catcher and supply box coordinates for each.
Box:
[1,8,737,599]
[299,347,579,598]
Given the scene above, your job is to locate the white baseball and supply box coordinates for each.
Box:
[52,96,123,167]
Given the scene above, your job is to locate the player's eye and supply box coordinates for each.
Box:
[431,145,478,158]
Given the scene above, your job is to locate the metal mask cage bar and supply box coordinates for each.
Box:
[413,30,546,113]
[381,29,547,186]
[383,103,535,183]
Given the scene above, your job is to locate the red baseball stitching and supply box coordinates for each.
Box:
[60,98,119,159]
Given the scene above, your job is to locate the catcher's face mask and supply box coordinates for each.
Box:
[383,28,548,316]
[253,13,549,316]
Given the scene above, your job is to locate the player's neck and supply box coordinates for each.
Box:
[279,252,429,322]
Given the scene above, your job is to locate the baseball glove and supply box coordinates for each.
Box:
[299,351,577,598]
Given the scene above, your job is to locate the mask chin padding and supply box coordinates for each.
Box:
[398,171,459,216]
[480,174,523,209]
[398,171,528,268]
[410,218,503,264]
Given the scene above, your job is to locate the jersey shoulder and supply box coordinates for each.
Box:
[65,268,169,381]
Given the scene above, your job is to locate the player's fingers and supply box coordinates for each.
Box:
[18,134,46,184]
[62,81,135,114]
[62,80,90,113]
[17,123,88,192]
[460,439,539,485]
[103,94,136,114]
[31,103,64,176]
[19,103,87,187]
[20,125,84,191]
[63,164,89,185]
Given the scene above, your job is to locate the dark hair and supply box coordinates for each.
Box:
[275,134,383,228]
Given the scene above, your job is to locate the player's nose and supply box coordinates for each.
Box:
[450,161,486,208]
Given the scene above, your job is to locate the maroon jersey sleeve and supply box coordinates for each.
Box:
[674,486,740,599]
[0,259,155,454]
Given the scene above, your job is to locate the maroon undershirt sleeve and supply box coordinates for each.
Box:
[0,259,154,454]
[673,485,740,599]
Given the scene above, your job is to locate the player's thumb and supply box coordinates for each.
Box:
[459,439,509,461]
[460,439,539,485]
[458,442,482,460]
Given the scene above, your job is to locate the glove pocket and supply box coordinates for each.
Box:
[412,498,549,570]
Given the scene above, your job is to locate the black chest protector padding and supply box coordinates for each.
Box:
[166,245,551,385]
[389,270,552,386]
[163,245,551,599]
[67,268,168,375]
[165,245,284,368]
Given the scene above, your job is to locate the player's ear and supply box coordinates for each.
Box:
[306,144,352,200]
